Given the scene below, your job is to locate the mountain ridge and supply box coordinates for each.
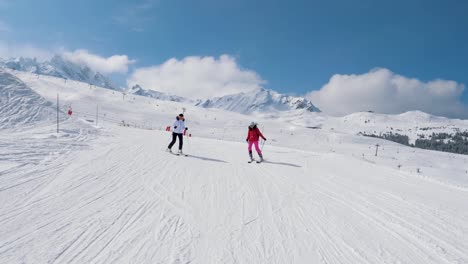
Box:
[195,88,321,114]
[128,84,321,114]
[0,55,117,90]
[1,56,320,115]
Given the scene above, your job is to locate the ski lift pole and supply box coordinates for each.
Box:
[56,93,59,133]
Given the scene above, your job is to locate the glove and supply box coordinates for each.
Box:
[263,138,267,141]
[174,126,177,129]
[185,127,188,130]
[246,139,248,142]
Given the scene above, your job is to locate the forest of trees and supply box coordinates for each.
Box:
[360,131,468,155]
[360,132,410,146]
[415,132,468,155]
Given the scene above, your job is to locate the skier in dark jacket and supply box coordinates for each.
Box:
[246,122,266,162]
[167,114,187,154]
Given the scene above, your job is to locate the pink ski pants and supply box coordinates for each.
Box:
[248,141,262,154]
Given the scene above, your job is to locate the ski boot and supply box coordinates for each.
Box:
[248,151,254,163]
[258,154,264,163]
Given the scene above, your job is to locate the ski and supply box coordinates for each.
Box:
[178,151,188,156]
[167,150,188,157]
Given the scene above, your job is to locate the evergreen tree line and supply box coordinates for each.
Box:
[360,131,468,155]
[415,132,468,155]
[360,132,410,146]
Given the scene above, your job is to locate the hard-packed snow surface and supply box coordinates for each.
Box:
[1,70,468,263]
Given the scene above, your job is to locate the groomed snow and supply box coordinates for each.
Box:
[1,70,468,263]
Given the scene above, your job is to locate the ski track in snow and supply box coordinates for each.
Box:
[0,125,467,264]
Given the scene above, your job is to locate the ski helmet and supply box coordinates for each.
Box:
[249,121,257,128]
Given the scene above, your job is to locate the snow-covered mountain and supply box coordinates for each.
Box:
[1,56,318,114]
[0,55,117,90]
[124,85,320,114]
[125,84,190,103]
[195,88,321,114]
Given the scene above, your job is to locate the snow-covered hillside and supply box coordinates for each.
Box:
[0,70,57,128]
[1,70,468,263]
[0,55,117,90]
[266,109,468,145]
[330,111,468,145]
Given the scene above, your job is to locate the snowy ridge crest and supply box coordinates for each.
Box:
[125,84,190,103]
[0,55,117,90]
[195,88,320,114]
[126,85,320,114]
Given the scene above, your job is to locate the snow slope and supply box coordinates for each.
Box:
[267,109,468,145]
[1,70,468,263]
[0,70,57,129]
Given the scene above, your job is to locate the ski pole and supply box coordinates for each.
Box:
[261,125,266,151]
[186,133,191,154]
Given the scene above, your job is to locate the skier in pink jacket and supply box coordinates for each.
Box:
[246,122,266,162]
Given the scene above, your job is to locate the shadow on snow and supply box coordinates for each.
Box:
[187,154,228,163]
[264,160,302,168]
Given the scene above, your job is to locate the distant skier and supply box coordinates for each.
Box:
[167,114,188,155]
[246,122,267,163]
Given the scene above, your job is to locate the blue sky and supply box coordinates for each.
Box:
[1,0,468,117]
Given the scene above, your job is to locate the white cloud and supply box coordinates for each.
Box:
[127,55,266,99]
[62,49,135,74]
[0,41,53,60]
[307,68,467,118]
